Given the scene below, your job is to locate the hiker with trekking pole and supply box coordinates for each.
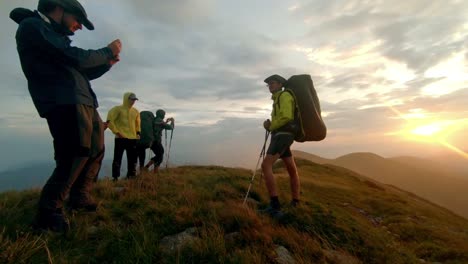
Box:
[244,74,327,219]
[144,109,174,174]
[258,74,300,219]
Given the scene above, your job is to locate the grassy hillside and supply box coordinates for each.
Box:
[1,160,468,263]
[293,150,468,219]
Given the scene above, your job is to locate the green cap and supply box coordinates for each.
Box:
[264,74,286,84]
[156,109,166,118]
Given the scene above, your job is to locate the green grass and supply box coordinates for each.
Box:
[1,159,467,263]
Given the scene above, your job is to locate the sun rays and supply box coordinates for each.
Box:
[386,104,468,159]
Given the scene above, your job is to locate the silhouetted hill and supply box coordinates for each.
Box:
[290,150,331,164]
[390,156,467,179]
[0,161,114,192]
[0,163,54,192]
[293,150,468,219]
[432,152,468,173]
[1,162,467,263]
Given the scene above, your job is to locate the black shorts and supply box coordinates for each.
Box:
[267,133,294,158]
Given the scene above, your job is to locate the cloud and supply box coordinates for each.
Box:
[326,72,390,91]
[293,0,468,74]
[121,0,215,26]
[164,69,262,100]
[375,19,466,73]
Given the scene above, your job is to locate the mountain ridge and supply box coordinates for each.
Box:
[293,150,468,219]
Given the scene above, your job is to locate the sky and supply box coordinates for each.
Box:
[0,0,467,172]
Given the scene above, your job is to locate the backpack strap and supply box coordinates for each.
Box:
[276,90,296,114]
[275,90,291,110]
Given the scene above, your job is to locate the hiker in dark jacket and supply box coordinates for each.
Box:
[144,110,174,174]
[10,0,121,232]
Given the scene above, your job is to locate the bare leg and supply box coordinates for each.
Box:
[145,160,155,169]
[282,156,300,200]
[261,154,281,197]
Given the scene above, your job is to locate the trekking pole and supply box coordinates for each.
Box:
[243,130,270,205]
[258,130,269,185]
[166,128,174,169]
[164,129,168,169]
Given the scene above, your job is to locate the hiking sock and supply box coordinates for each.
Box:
[270,196,281,210]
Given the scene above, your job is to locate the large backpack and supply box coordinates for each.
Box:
[137,111,155,148]
[284,74,326,142]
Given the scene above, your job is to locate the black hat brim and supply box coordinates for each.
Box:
[81,17,94,30]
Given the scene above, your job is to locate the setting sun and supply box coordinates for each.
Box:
[403,120,459,143]
[411,124,443,137]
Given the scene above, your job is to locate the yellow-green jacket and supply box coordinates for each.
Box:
[107,92,141,139]
[270,90,295,132]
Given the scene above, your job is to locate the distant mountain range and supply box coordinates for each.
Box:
[293,150,468,219]
[0,163,54,192]
[0,161,114,192]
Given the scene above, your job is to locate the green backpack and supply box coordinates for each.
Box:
[284,74,326,142]
[137,111,155,148]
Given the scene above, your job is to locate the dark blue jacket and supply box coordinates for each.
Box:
[10,8,113,117]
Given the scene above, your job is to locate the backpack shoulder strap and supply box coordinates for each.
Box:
[276,90,289,109]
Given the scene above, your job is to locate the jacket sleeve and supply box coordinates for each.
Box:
[154,119,173,130]
[19,20,113,69]
[163,122,174,130]
[107,107,120,135]
[82,64,112,80]
[270,92,295,131]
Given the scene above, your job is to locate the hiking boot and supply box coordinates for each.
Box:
[33,209,70,233]
[290,199,300,207]
[113,177,118,182]
[258,206,284,220]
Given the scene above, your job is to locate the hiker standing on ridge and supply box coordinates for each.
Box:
[261,74,300,218]
[135,111,155,172]
[107,92,141,181]
[144,109,174,174]
[10,0,121,232]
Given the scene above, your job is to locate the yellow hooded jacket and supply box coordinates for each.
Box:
[107,92,141,139]
[270,90,295,132]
